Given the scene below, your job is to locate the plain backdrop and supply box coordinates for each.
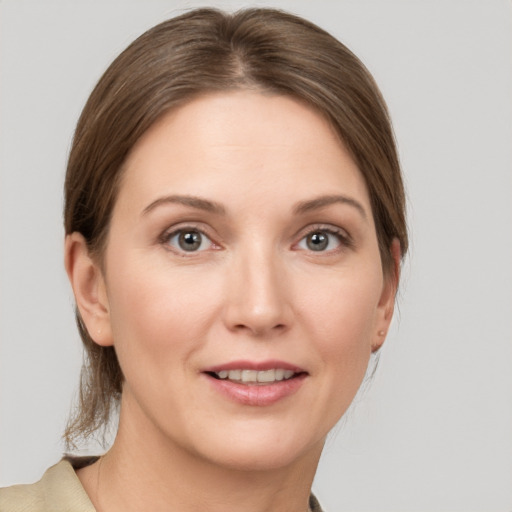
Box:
[1,1,511,510]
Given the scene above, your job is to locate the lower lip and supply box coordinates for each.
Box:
[204,374,307,406]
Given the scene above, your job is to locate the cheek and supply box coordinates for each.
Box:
[299,263,383,392]
[301,266,382,344]
[105,254,221,375]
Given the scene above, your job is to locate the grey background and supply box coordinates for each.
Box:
[1,1,511,510]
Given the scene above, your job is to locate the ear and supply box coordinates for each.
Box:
[372,238,401,352]
[64,232,113,347]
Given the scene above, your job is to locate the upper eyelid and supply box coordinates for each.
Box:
[160,222,213,238]
[296,223,351,240]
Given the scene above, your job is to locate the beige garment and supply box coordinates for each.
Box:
[0,458,324,512]
[0,459,95,512]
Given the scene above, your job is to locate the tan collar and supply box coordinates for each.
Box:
[0,458,95,511]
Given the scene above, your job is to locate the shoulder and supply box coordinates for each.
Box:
[0,458,96,512]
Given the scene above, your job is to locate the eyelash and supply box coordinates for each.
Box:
[158,224,353,256]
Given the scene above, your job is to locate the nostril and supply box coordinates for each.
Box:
[232,322,286,336]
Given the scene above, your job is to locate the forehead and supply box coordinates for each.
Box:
[117,91,371,216]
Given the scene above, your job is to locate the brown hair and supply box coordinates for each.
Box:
[63,7,408,447]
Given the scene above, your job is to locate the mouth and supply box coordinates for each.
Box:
[206,368,302,385]
[202,361,308,406]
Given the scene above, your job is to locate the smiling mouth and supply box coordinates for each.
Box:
[203,363,307,405]
[206,369,304,385]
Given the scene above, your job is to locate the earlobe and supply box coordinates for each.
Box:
[64,232,113,347]
[372,238,401,352]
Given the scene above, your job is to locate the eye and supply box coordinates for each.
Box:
[165,229,213,253]
[297,228,347,252]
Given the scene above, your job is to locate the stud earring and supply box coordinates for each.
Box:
[378,330,385,336]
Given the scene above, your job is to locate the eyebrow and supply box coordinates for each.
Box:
[142,193,367,220]
[142,195,226,216]
[293,194,368,220]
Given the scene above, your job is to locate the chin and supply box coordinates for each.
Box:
[186,423,327,473]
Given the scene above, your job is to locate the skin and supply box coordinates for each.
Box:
[65,91,399,512]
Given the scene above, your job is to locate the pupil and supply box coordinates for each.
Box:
[307,232,328,251]
[179,231,201,251]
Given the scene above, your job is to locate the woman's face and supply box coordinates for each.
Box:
[92,91,396,470]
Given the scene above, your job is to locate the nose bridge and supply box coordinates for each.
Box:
[224,238,289,336]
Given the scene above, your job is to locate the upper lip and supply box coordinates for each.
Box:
[202,360,306,374]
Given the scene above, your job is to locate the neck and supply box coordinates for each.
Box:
[79,395,323,512]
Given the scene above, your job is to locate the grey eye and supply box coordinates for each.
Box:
[298,229,343,252]
[306,232,329,251]
[167,230,212,252]
[178,231,202,251]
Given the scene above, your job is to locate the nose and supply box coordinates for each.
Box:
[222,246,292,338]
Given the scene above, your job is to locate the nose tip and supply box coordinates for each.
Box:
[231,305,288,337]
[223,254,291,338]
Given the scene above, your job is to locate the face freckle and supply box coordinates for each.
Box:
[99,90,395,471]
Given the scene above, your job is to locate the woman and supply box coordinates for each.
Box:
[0,7,407,511]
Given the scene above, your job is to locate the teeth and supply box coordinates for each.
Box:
[257,369,275,383]
[228,369,241,380]
[214,369,297,383]
[241,370,257,383]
